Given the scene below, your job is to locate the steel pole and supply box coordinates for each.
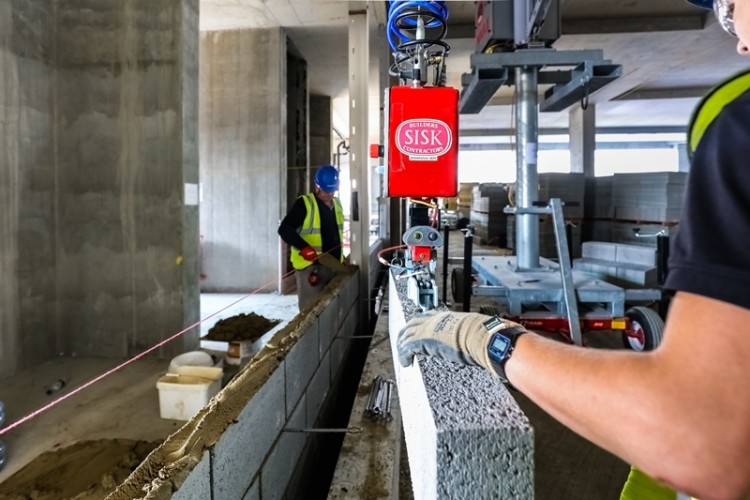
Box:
[515,66,540,270]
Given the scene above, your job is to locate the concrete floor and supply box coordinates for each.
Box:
[0,292,298,489]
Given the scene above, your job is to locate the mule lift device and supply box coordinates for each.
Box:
[381,1,457,312]
[458,0,668,350]
[385,0,665,350]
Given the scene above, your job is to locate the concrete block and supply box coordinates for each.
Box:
[318,299,337,359]
[306,352,331,425]
[212,366,285,499]
[332,289,346,329]
[617,266,658,288]
[241,478,260,500]
[285,321,320,419]
[330,336,350,382]
[172,450,211,500]
[389,274,534,500]
[345,302,360,338]
[615,244,657,267]
[331,305,359,379]
[343,271,359,312]
[260,395,307,500]
[581,241,616,260]
[428,359,534,498]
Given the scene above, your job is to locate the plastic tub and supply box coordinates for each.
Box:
[156,367,222,421]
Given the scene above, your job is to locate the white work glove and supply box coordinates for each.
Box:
[397,311,526,378]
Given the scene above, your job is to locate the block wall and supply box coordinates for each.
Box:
[108,270,360,499]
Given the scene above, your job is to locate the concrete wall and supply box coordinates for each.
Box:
[388,272,535,499]
[0,0,55,376]
[199,29,286,292]
[0,0,199,375]
[108,270,361,499]
[54,0,200,359]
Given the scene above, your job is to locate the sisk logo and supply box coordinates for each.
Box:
[395,119,453,160]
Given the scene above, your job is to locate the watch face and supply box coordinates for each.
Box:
[488,333,512,362]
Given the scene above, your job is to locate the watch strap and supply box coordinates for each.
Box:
[484,317,527,382]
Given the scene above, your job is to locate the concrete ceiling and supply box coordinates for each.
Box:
[200,0,748,135]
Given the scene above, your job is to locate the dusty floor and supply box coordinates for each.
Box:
[0,439,160,500]
[0,292,297,499]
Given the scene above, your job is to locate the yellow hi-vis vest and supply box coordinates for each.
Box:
[290,193,345,270]
[688,68,750,157]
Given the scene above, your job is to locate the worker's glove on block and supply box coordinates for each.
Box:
[397,311,526,378]
[300,246,318,262]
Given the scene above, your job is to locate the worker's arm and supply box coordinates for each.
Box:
[278,197,310,250]
[506,291,750,500]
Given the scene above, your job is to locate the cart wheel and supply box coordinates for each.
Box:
[451,267,465,303]
[478,305,502,317]
[622,306,664,352]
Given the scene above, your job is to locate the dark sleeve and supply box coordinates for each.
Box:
[278,197,310,250]
[664,94,750,310]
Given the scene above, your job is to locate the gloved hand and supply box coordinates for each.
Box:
[300,246,318,262]
[397,311,526,378]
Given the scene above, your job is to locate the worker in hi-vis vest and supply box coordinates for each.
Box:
[278,165,345,310]
[396,1,750,499]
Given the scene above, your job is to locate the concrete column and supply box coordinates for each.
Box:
[199,29,286,293]
[569,103,596,177]
[310,95,332,167]
[287,49,308,209]
[348,10,370,324]
[54,0,200,359]
[376,23,390,242]
[0,0,54,375]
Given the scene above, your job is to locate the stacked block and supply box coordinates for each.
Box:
[470,183,510,247]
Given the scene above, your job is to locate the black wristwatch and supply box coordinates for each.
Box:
[484,316,527,383]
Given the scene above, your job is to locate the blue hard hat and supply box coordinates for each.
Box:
[685,0,713,9]
[315,165,339,192]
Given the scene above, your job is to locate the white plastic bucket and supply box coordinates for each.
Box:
[156,367,222,421]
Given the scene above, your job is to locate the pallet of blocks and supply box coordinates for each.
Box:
[582,173,685,248]
[611,172,687,224]
[506,215,583,259]
[505,173,586,257]
[469,183,510,247]
[456,182,477,220]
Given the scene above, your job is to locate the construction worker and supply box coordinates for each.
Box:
[397,1,750,499]
[278,165,345,310]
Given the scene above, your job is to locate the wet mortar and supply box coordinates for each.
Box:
[203,312,280,342]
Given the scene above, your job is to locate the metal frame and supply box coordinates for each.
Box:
[452,31,672,347]
[460,48,622,114]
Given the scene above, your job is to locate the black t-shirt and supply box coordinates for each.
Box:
[665,90,750,310]
[278,195,343,260]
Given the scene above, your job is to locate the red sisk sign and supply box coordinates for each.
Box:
[395,119,453,160]
[387,85,458,197]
